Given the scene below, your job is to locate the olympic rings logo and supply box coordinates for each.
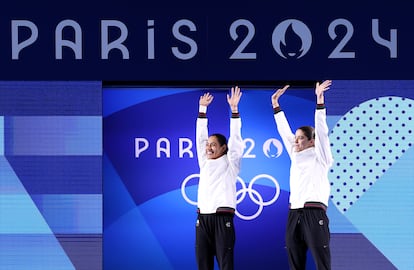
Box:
[180,173,280,221]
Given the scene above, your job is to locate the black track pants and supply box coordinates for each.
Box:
[195,213,235,270]
[285,208,331,270]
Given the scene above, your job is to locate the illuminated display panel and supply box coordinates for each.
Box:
[0,81,102,270]
[1,80,411,270]
[103,80,414,270]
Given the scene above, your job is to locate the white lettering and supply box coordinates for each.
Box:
[135,138,149,158]
[179,138,194,158]
[230,19,256,59]
[55,19,82,59]
[372,19,397,58]
[243,138,256,158]
[133,137,284,160]
[172,19,197,60]
[7,18,400,62]
[147,20,155,59]
[328,18,355,59]
[101,20,129,59]
[11,20,38,60]
[157,137,170,158]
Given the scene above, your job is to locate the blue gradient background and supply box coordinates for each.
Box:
[0,81,102,270]
[103,81,414,270]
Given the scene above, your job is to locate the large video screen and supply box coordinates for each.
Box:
[0,81,102,270]
[103,80,414,270]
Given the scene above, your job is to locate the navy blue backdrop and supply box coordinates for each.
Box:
[0,1,412,81]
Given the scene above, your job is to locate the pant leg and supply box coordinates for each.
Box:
[285,210,307,270]
[214,214,235,270]
[302,209,331,270]
[196,215,215,270]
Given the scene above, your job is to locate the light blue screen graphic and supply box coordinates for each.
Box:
[103,80,414,270]
[0,81,102,270]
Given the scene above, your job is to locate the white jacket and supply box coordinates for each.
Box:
[274,108,333,209]
[196,116,244,214]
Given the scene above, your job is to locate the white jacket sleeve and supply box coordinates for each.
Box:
[274,111,295,158]
[314,108,334,168]
[196,117,208,169]
[227,117,244,175]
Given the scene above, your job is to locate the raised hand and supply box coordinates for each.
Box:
[271,85,290,108]
[315,80,332,97]
[199,92,214,107]
[315,80,332,104]
[227,86,242,112]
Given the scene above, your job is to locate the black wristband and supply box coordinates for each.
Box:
[316,103,325,110]
[273,106,281,114]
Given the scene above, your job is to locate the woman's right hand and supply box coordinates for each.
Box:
[271,85,290,108]
[199,92,214,106]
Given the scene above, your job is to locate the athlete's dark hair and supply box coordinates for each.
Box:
[211,133,228,154]
[298,126,315,140]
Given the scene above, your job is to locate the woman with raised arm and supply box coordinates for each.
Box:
[272,80,334,270]
[195,86,244,270]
